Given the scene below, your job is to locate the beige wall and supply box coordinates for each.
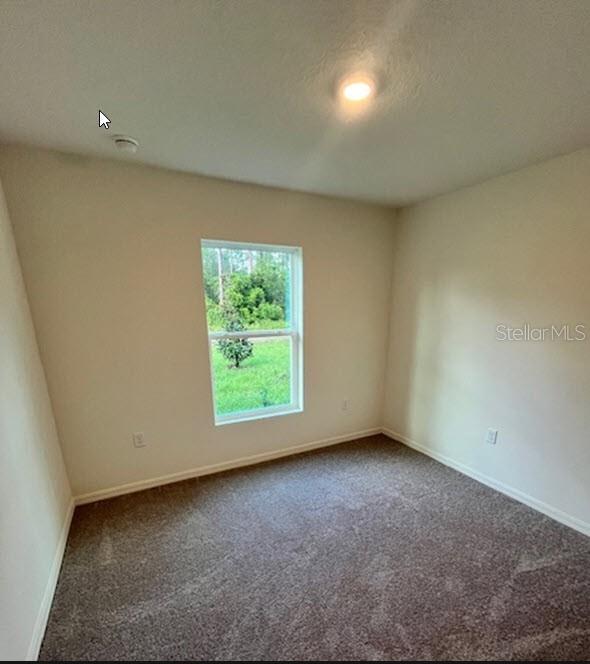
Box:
[3,140,586,546]
[383,149,590,529]
[0,145,395,497]
[0,175,72,659]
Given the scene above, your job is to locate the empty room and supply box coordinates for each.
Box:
[1,0,589,661]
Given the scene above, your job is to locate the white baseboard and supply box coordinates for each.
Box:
[381,427,590,538]
[74,427,382,505]
[26,497,75,661]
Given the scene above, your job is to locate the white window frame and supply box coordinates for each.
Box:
[201,238,303,425]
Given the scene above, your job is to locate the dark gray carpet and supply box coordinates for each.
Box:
[40,435,590,660]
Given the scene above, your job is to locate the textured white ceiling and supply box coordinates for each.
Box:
[1,0,589,205]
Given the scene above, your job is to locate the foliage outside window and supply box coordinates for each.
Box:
[200,239,303,424]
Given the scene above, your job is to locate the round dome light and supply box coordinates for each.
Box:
[340,76,376,102]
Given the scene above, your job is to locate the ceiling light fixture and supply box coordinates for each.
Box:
[340,75,376,102]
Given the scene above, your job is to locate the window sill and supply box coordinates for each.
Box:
[214,405,303,426]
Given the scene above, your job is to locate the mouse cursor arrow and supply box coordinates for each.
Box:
[98,110,111,129]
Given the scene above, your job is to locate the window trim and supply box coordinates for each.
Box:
[201,238,304,425]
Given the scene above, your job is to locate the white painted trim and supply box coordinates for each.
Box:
[201,238,300,254]
[26,497,75,661]
[215,404,303,427]
[74,427,381,505]
[209,328,294,340]
[381,427,590,538]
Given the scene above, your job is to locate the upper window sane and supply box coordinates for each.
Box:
[200,239,303,425]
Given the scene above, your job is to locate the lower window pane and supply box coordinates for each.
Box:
[211,336,292,417]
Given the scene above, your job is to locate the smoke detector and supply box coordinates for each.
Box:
[113,135,139,154]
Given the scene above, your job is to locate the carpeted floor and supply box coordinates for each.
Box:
[40,435,590,660]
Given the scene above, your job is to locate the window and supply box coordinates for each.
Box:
[200,239,303,424]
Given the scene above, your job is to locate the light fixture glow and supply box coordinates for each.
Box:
[340,76,375,102]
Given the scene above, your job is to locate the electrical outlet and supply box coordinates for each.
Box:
[485,428,498,445]
[133,432,146,448]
